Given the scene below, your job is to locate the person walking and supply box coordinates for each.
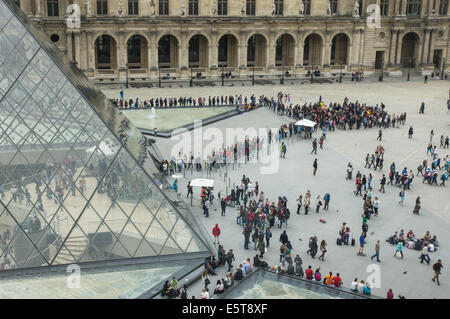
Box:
[318,240,327,261]
[379,174,386,193]
[226,249,235,272]
[323,193,330,210]
[398,190,405,206]
[432,259,443,286]
[420,244,431,264]
[408,126,413,139]
[419,102,425,114]
[265,227,272,247]
[357,232,366,256]
[187,181,193,198]
[220,197,227,216]
[313,159,318,176]
[212,224,221,244]
[413,197,421,215]
[394,240,404,259]
[311,139,318,154]
[296,195,303,214]
[258,238,266,258]
[370,240,381,262]
[377,129,382,141]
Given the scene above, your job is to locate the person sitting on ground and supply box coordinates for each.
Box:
[351,278,358,292]
[357,280,365,294]
[363,282,372,295]
[314,268,322,282]
[305,265,313,279]
[214,279,225,294]
[324,272,334,285]
[234,266,244,280]
[334,273,343,288]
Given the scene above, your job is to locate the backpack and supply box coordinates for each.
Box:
[180,288,187,299]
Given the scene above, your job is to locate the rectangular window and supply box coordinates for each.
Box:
[97,0,108,15]
[246,0,255,15]
[303,0,311,15]
[330,0,338,14]
[406,0,421,16]
[47,0,59,17]
[189,0,198,15]
[439,0,448,15]
[159,0,169,15]
[218,0,227,15]
[275,0,283,15]
[128,0,139,15]
[380,0,389,16]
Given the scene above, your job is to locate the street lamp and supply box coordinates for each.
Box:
[252,65,255,86]
[221,63,225,86]
[190,65,193,87]
[125,63,129,88]
[441,56,445,80]
[339,64,343,83]
[380,58,384,82]
[280,62,285,85]
[158,63,161,88]
[407,57,411,81]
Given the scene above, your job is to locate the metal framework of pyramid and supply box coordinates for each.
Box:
[0,0,210,271]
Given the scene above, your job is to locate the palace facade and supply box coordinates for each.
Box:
[13,0,450,81]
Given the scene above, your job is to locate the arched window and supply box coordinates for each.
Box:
[47,0,59,17]
[406,0,421,16]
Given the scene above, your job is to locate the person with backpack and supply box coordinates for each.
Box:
[323,193,330,210]
[179,284,188,299]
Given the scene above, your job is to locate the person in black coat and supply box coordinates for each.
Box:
[280,230,289,245]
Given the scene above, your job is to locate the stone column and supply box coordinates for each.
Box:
[427,29,435,64]
[74,31,81,66]
[66,31,73,61]
[400,0,407,15]
[86,31,95,77]
[117,31,127,80]
[421,29,430,64]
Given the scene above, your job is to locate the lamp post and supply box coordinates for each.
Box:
[125,63,129,88]
[441,56,445,80]
[380,58,384,82]
[280,62,285,85]
[158,63,161,88]
[221,63,225,86]
[252,65,255,86]
[407,57,411,81]
[310,62,314,84]
[339,64,343,83]
[190,65,193,87]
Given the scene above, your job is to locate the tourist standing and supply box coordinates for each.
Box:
[313,159,318,176]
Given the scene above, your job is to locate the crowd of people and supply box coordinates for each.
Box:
[111,93,261,109]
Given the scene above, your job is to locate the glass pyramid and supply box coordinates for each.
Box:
[0,0,209,271]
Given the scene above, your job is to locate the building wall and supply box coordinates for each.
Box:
[18,0,450,80]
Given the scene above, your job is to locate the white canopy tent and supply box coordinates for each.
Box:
[190,178,214,187]
[295,119,317,127]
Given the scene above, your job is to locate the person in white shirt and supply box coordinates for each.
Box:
[201,289,210,299]
[357,280,365,294]
[351,278,358,292]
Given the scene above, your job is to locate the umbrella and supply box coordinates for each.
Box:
[190,178,214,187]
[295,119,317,127]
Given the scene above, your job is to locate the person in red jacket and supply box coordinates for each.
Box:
[334,273,343,287]
[305,265,313,279]
[212,224,221,245]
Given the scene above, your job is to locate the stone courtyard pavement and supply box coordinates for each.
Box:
[104,80,449,299]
